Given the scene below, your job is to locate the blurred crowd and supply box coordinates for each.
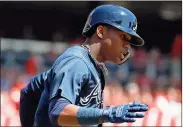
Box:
[1,34,182,126]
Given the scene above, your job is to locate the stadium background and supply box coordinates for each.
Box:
[0,1,182,126]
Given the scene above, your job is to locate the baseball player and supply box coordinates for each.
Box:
[20,4,148,127]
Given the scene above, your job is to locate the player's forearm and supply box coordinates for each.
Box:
[57,104,80,126]
[56,104,106,126]
[49,97,107,126]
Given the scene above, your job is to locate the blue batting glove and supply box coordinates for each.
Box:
[103,101,148,123]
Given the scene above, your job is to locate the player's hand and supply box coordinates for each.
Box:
[103,101,148,123]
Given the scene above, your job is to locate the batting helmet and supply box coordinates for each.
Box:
[82,4,144,46]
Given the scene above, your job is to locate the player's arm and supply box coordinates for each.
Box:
[49,96,148,126]
[20,68,51,98]
[49,97,106,126]
[19,69,51,127]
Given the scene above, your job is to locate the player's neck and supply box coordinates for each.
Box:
[83,39,104,63]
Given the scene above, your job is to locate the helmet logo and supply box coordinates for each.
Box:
[132,20,137,32]
[132,23,137,32]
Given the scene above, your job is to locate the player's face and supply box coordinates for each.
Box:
[101,26,131,64]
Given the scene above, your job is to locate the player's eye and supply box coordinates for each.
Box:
[121,34,131,42]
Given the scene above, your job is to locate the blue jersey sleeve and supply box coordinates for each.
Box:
[49,57,89,104]
[21,69,51,95]
[20,69,51,127]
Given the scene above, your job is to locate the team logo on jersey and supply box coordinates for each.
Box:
[79,84,102,106]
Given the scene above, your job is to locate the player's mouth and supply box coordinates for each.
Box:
[120,52,125,60]
[119,49,131,65]
[120,50,129,60]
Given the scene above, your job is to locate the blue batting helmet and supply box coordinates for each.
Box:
[82,4,144,46]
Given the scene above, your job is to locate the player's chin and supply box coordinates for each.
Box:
[112,58,123,65]
[118,59,125,65]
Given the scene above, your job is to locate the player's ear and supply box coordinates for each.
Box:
[96,25,105,39]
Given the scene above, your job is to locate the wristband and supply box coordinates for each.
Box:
[77,107,104,125]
